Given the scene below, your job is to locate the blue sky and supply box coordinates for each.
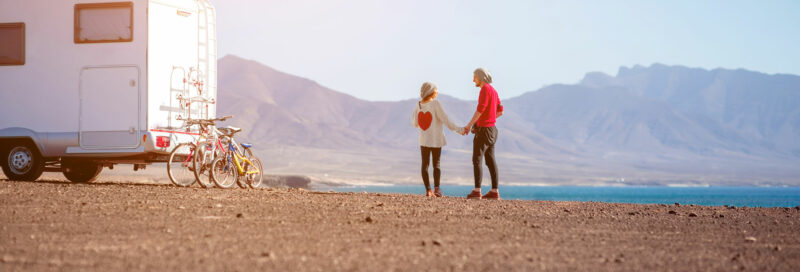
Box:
[214,0,800,101]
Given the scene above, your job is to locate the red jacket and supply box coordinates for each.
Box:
[476,84,501,127]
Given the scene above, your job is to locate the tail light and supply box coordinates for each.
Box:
[156,136,170,148]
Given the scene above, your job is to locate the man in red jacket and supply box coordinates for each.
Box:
[462,68,503,199]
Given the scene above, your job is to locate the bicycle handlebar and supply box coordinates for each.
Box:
[176,115,234,126]
[175,115,233,124]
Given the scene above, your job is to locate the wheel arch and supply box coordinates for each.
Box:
[0,127,46,158]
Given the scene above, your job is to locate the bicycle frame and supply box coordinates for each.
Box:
[194,125,228,166]
[223,139,259,176]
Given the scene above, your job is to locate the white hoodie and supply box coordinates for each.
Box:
[411,100,463,148]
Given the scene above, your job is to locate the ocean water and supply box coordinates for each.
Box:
[325,185,800,208]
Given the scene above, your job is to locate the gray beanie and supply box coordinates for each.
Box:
[420,82,438,99]
[474,67,493,84]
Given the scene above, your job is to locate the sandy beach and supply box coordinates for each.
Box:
[1,179,799,271]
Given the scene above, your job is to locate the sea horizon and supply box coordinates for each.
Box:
[321,184,800,208]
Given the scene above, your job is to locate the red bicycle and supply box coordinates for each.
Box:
[166,116,231,187]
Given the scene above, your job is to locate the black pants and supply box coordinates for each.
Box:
[420,146,442,189]
[473,126,499,189]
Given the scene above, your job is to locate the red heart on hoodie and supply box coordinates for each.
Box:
[418,111,432,131]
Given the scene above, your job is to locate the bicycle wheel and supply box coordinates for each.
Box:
[167,143,196,187]
[236,174,248,189]
[192,141,217,188]
[210,155,236,189]
[236,148,255,188]
[244,156,264,189]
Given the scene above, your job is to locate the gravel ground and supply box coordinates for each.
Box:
[1,179,799,271]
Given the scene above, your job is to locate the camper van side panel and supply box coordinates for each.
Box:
[0,0,149,157]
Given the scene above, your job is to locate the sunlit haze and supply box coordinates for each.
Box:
[214,0,800,101]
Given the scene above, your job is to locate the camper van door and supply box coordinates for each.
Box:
[79,66,141,149]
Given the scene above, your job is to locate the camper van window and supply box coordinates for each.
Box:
[74,2,133,43]
[0,23,25,66]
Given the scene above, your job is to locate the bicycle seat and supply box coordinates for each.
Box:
[226,126,242,133]
[218,126,242,137]
[241,143,253,149]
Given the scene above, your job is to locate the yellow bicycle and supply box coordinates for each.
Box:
[209,127,263,189]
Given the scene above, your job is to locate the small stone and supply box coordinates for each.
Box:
[236,213,244,218]
[744,237,757,243]
[261,252,275,259]
[688,213,698,217]
[668,210,677,215]
[432,239,442,246]
[531,224,541,229]
[614,258,623,263]
[795,205,800,210]
[484,216,492,219]
[376,203,384,207]
[628,212,637,216]
[718,214,725,218]
[1,255,13,263]
[674,203,680,206]
[178,206,186,210]
[365,216,374,223]
[215,204,223,208]
[773,246,781,251]
[421,241,426,246]
[728,206,737,210]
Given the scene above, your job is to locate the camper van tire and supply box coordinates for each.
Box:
[1,141,45,181]
[61,160,102,183]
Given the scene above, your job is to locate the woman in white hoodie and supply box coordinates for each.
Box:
[411,82,464,197]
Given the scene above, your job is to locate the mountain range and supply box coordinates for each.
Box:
[216,55,800,186]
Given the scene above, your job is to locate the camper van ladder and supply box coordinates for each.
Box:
[169,66,188,129]
[177,68,214,122]
[196,0,217,120]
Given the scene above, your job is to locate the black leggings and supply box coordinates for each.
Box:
[420,146,442,189]
[473,126,499,189]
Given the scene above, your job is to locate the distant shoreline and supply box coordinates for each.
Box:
[321,184,800,208]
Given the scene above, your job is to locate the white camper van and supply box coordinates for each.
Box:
[0,0,218,182]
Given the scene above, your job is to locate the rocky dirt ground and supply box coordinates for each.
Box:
[1,178,799,271]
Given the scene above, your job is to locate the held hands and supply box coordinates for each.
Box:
[460,126,470,136]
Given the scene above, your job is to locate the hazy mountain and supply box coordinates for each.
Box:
[576,64,800,159]
[217,55,564,155]
[217,55,800,185]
